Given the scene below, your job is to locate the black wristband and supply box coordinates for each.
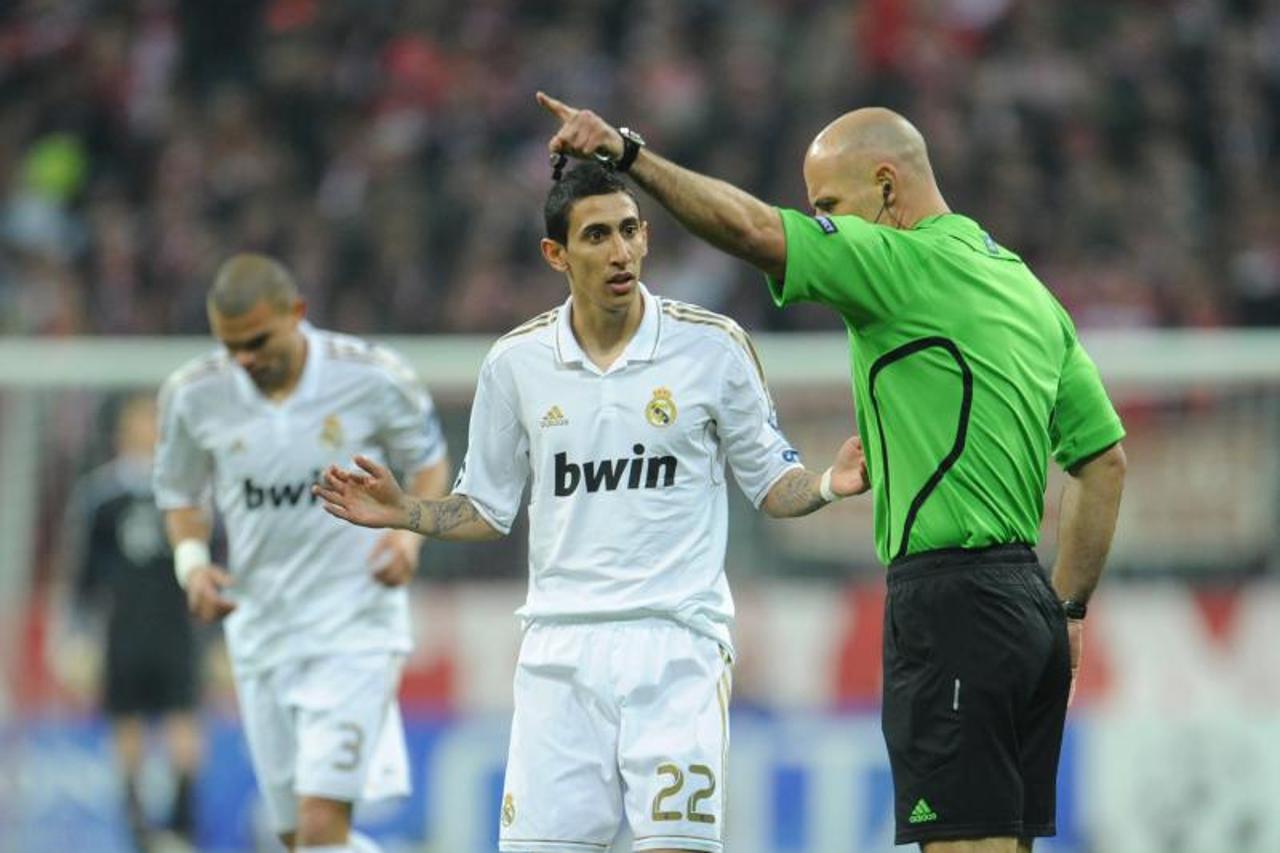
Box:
[615,127,644,173]
[1061,599,1088,620]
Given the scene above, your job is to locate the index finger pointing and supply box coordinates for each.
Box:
[536,91,575,122]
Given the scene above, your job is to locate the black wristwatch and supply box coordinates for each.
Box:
[598,126,645,173]
[1061,599,1088,620]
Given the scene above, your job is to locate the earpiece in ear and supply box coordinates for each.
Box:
[882,183,892,203]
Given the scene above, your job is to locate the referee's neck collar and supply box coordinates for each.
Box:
[912,212,967,230]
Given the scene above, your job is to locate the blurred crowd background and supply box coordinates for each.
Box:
[1,0,1278,339]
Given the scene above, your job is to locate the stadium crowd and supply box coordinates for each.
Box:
[0,0,1277,337]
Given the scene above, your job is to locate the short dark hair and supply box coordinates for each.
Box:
[208,253,298,316]
[544,162,639,244]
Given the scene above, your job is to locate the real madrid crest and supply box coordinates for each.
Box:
[645,387,677,427]
[320,414,344,450]
[501,792,516,827]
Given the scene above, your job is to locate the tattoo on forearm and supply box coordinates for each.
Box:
[770,469,828,518]
[407,495,482,536]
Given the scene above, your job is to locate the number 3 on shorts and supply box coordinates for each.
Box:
[332,721,365,771]
[651,762,717,824]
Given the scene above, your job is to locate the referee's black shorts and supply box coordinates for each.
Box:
[881,544,1071,846]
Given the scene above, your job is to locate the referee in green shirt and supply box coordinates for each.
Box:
[540,95,1127,853]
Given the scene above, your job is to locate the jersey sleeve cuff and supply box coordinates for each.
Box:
[154,490,205,511]
[1054,425,1126,472]
[764,208,799,308]
[400,445,449,479]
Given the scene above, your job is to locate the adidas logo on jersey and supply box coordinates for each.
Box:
[244,471,322,510]
[541,405,568,428]
[554,444,677,496]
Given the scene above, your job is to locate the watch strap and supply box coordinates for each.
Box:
[615,128,642,173]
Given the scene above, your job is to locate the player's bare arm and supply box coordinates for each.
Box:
[762,435,869,518]
[537,91,786,280]
[368,456,453,587]
[163,506,236,622]
[404,493,498,540]
[316,454,502,541]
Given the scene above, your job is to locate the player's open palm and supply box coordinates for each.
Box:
[315,454,409,530]
[830,435,870,497]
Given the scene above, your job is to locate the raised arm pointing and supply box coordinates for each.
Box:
[537,91,787,280]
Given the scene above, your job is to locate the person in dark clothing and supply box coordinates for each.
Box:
[60,394,203,853]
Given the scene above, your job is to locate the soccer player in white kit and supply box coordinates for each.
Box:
[154,254,451,853]
[315,164,868,853]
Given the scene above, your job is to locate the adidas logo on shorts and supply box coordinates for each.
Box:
[909,798,938,824]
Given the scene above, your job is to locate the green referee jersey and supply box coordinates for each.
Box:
[768,209,1125,565]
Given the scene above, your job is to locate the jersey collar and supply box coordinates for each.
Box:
[913,212,972,230]
[555,282,662,372]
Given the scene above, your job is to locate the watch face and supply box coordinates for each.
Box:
[1062,600,1087,619]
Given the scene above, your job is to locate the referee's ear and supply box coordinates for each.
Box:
[540,237,569,273]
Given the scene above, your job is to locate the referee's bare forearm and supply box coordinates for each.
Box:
[628,149,786,280]
[1050,443,1127,602]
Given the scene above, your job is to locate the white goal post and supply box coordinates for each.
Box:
[2,328,1280,390]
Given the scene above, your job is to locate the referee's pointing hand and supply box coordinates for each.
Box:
[537,91,624,165]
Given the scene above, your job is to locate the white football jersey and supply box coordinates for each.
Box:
[154,324,447,675]
[454,284,802,652]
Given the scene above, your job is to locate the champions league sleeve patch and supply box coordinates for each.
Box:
[814,215,838,235]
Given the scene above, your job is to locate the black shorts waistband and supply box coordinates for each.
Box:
[888,543,1037,586]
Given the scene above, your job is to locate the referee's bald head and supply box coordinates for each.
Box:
[803,107,948,228]
[808,108,933,177]
[208,253,300,317]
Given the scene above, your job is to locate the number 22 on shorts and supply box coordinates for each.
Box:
[651,762,717,823]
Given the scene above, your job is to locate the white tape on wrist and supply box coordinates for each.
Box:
[819,467,842,503]
[173,539,211,590]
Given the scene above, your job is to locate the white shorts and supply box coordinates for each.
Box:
[499,619,733,853]
[235,651,410,832]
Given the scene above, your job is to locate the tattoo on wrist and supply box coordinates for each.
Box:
[407,501,423,533]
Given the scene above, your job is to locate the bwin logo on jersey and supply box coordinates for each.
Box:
[554,444,677,496]
[244,470,323,509]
